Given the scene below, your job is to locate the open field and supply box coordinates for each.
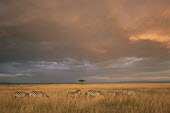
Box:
[0,83,170,113]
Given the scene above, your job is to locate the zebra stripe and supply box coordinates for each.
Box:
[67,90,81,97]
[12,91,29,98]
[29,91,49,98]
[123,90,141,95]
[86,90,103,97]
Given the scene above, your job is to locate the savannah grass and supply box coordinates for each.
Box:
[0,83,170,113]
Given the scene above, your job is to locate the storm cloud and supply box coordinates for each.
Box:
[0,0,169,83]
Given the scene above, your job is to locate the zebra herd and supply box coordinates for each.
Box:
[12,91,49,99]
[12,89,141,99]
[67,89,141,97]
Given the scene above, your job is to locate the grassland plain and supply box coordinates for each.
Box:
[0,83,170,113]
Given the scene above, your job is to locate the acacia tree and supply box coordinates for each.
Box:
[78,80,86,85]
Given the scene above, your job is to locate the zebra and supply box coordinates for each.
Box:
[29,91,49,98]
[123,89,141,96]
[86,90,103,97]
[12,91,29,99]
[67,90,81,98]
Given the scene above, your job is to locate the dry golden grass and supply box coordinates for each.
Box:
[0,83,170,113]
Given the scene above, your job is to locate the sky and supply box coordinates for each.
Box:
[0,0,170,83]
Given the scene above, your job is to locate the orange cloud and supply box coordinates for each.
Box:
[91,47,107,53]
[87,39,113,54]
[129,33,170,49]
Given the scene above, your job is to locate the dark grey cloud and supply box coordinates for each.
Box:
[0,57,169,83]
[0,0,170,82]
